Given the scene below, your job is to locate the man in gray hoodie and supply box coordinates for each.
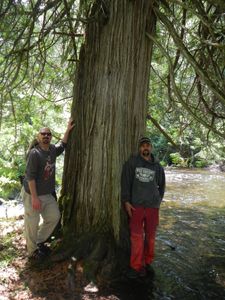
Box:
[121,137,165,278]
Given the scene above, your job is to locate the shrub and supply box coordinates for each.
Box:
[194,159,208,168]
[170,152,184,166]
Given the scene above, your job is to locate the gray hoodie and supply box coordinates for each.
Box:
[121,154,165,208]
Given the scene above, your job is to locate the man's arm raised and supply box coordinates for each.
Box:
[62,118,75,144]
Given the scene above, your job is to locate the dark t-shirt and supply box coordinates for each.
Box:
[23,143,65,196]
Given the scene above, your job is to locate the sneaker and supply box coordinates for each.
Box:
[37,243,51,256]
[29,249,46,262]
[126,268,145,279]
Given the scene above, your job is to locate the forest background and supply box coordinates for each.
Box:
[0,0,224,200]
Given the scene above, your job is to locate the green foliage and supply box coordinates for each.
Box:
[194,160,208,168]
[0,157,23,197]
[170,152,185,166]
[0,177,20,198]
[160,160,167,167]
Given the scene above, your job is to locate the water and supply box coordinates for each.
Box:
[118,168,225,299]
[0,196,23,218]
[165,168,225,207]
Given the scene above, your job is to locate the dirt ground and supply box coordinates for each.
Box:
[0,216,121,300]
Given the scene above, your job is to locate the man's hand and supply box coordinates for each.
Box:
[66,118,75,132]
[62,118,75,144]
[124,202,136,218]
[31,196,42,210]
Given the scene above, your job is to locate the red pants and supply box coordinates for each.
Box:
[129,207,159,271]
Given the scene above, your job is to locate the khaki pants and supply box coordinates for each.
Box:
[21,188,60,256]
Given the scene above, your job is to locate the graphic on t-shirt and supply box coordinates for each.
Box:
[135,167,155,182]
[43,157,55,180]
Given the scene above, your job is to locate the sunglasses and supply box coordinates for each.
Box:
[40,132,52,136]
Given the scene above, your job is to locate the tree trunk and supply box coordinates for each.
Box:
[59,0,156,278]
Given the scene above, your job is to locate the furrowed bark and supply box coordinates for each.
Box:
[59,0,156,276]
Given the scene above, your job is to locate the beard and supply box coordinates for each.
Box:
[142,150,150,157]
[43,138,50,144]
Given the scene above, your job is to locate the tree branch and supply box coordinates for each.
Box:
[147,114,179,148]
[146,32,225,138]
[154,6,225,106]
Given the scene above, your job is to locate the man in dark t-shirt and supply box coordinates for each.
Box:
[22,119,74,260]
